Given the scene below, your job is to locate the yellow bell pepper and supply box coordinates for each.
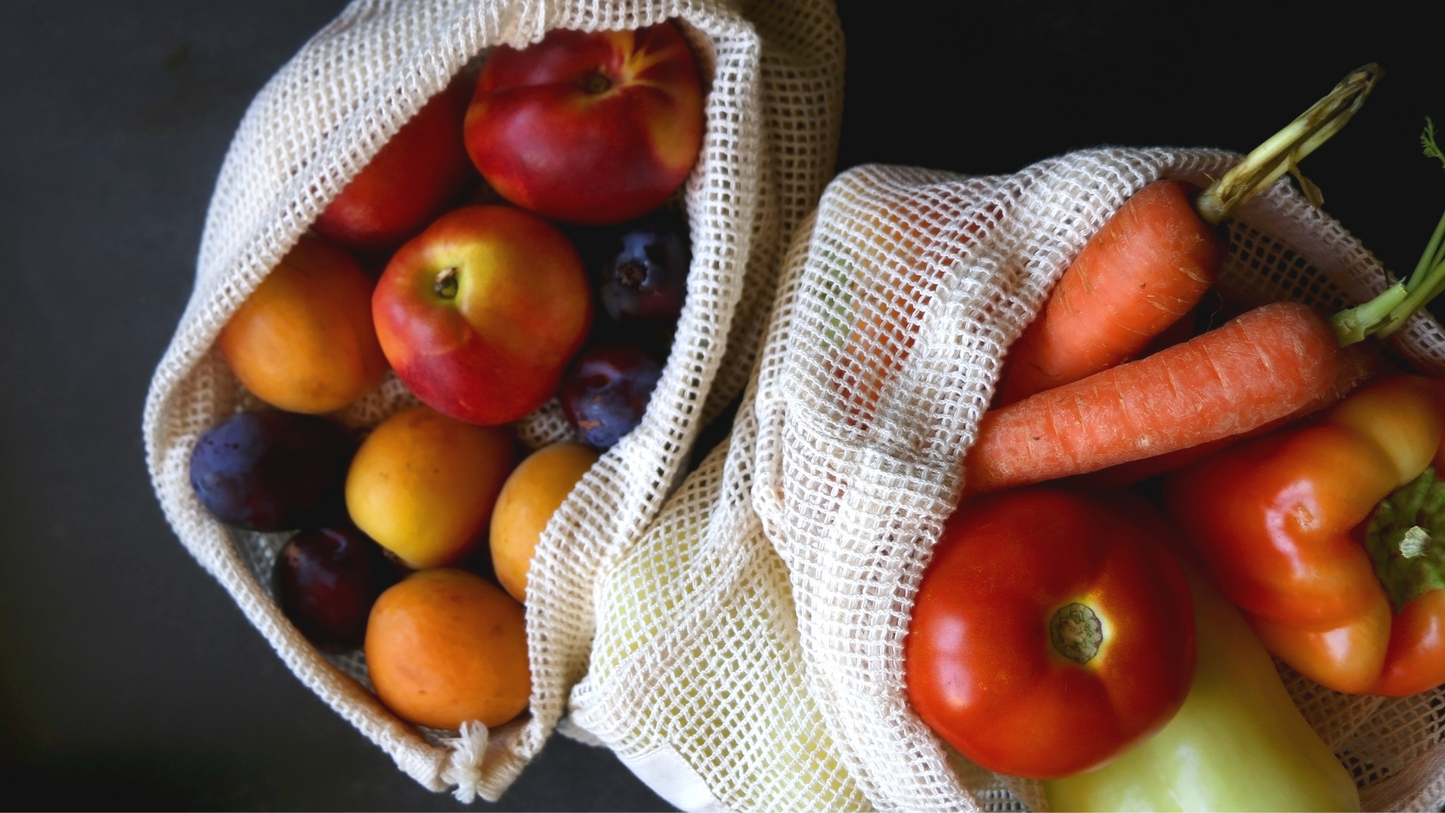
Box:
[1042,558,1360,811]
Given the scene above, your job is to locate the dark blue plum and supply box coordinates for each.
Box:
[560,345,664,450]
[274,526,399,652]
[594,208,690,323]
[189,410,357,531]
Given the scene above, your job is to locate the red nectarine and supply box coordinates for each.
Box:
[371,205,593,426]
[464,21,705,225]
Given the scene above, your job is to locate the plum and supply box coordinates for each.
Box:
[189,409,357,531]
[593,208,690,323]
[274,526,399,652]
[559,345,664,450]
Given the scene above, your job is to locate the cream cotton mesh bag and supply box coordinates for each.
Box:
[573,147,1445,811]
[141,0,843,802]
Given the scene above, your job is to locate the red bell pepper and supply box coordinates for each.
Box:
[1164,372,1445,696]
[905,487,1196,778]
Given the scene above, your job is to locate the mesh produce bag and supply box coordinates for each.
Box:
[141,0,843,801]
[573,149,1445,811]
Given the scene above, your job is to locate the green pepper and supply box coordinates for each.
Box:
[1041,554,1360,811]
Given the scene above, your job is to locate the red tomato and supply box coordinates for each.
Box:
[904,487,1196,779]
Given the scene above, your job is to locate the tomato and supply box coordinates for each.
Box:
[1165,373,1445,696]
[904,487,1195,779]
[1043,546,1360,812]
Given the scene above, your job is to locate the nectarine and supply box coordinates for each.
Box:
[372,205,593,426]
[464,21,705,225]
[313,81,475,254]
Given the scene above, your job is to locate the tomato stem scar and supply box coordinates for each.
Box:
[1051,602,1103,664]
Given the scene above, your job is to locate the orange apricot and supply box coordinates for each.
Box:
[365,568,530,730]
[345,405,516,569]
[489,442,599,602]
[218,233,388,413]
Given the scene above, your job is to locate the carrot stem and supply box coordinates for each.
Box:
[1406,216,1445,294]
[1333,119,1445,345]
[1333,284,1411,345]
[1195,64,1383,225]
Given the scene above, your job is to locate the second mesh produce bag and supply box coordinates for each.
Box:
[573,148,1445,811]
[142,0,843,802]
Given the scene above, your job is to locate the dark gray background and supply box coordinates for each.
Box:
[0,1,1437,810]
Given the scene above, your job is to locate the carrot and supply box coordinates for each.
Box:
[969,114,1445,496]
[964,302,1375,496]
[996,179,1222,404]
[995,64,1382,406]
[1062,358,1384,493]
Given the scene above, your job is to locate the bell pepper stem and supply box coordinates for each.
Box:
[1400,526,1431,559]
[1365,466,1445,612]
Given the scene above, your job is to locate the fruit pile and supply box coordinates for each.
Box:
[186,21,705,732]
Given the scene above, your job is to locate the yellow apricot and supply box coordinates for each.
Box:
[489,442,599,602]
[365,568,530,730]
[218,233,388,413]
[346,405,515,569]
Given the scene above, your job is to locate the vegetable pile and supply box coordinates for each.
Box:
[905,63,1445,809]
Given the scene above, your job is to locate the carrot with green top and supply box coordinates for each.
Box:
[996,65,1382,406]
[966,114,1445,496]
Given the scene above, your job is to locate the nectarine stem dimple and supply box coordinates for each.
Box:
[582,70,612,95]
[434,267,459,300]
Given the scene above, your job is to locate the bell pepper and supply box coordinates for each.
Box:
[1042,548,1361,812]
[904,487,1196,779]
[1163,372,1445,696]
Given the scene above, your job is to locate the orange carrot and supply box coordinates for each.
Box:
[1061,360,1381,493]
[963,302,1375,495]
[996,179,1222,405]
[970,107,1445,497]
[995,65,1381,406]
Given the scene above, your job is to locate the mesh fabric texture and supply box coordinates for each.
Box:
[142,0,844,801]
[579,151,1445,811]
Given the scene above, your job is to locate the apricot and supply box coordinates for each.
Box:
[345,405,515,569]
[218,233,388,414]
[489,442,599,602]
[365,568,530,730]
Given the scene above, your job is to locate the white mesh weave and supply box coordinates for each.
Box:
[579,150,1445,812]
[142,0,844,802]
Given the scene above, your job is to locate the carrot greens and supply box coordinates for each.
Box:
[1332,118,1445,345]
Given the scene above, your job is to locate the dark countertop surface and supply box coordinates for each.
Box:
[1,1,1437,809]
